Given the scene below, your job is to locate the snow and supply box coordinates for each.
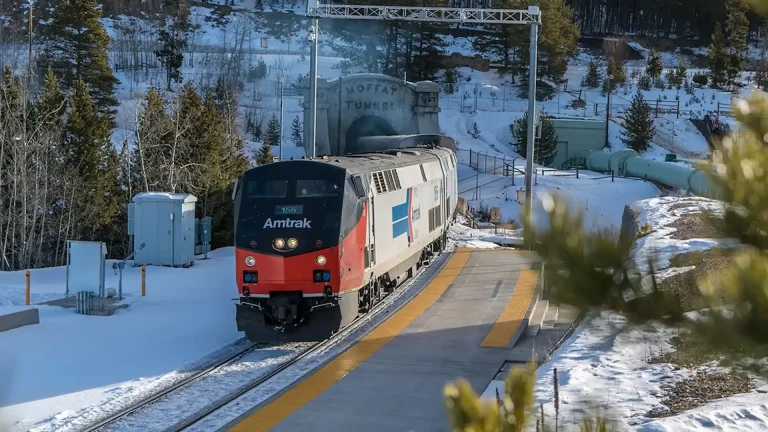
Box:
[629,196,739,276]
[531,311,768,432]
[2,4,765,430]
[0,248,242,432]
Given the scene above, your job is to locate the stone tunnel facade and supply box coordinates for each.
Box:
[302,74,441,156]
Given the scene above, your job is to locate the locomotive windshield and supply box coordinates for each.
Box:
[235,162,346,256]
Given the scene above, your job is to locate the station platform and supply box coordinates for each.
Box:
[224,247,575,432]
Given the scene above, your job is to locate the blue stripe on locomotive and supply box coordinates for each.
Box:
[391,188,411,240]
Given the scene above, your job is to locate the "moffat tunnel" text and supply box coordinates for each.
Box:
[263,218,312,229]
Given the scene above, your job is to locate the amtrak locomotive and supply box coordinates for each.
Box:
[232,136,458,342]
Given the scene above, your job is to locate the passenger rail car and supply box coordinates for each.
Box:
[232,144,458,342]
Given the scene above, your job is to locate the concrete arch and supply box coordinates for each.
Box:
[344,115,397,154]
[301,74,441,156]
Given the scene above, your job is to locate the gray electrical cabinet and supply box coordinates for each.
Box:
[128,192,197,267]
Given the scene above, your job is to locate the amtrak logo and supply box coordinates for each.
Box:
[263,218,312,228]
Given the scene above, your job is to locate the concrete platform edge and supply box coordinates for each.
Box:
[503,260,544,350]
[216,250,455,432]
[0,308,40,333]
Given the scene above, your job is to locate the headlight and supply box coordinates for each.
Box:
[316,255,327,265]
[245,256,255,267]
[287,238,298,248]
[274,238,285,249]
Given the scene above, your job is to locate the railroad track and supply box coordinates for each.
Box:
[79,340,269,432]
[80,252,446,432]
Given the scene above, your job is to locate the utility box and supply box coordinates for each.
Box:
[128,192,197,267]
[195,217,212,255]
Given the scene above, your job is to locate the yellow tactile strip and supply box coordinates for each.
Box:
[480,269,540,348]
[229,249,473,432]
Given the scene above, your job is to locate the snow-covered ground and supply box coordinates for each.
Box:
[533,310,768,432]
[0,248,243,431]
[2,3,764,430]
[526,197,768,431]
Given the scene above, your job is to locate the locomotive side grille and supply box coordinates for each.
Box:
[384,170,395,191]
[393,170,402,189]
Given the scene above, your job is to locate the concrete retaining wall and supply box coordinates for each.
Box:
[0,308,40,332]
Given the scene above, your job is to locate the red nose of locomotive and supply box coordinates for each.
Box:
[236,245,338,298]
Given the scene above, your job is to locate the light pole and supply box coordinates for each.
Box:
[307,19,319,159]
[523,19,539,249]
[605,74,612,148]
[279,69,286,161]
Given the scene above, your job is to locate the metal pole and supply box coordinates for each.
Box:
[307,18,319,159]
[118,265,123,301]
[279,69,285,161]
[605,74,612,148]
[524,15,539,248]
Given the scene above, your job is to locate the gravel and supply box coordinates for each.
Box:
[646,370,752,418]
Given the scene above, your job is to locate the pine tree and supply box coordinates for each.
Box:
[40,0,119,117]
[134,86,171,191]
[583,58,602,88]
[257,142,273,165]
[64,76,120,230]
[511,111,558,167]
[708,23,729,89]
[606,57,627,88]
[621,90,655,153]
[472,0,527,79]
[724,0,749,87]
[410,22,449,82]
[443,67,459,94]
[291,115,303,147]
[34,67,66,128]
[513,0,580,87]
[468,122,481,139]
[265,114,281,148]
[646,48,663,81]
[155,26,187,91]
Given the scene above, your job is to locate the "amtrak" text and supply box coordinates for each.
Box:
[263,218,312,229]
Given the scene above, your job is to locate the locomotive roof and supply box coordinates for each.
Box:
[259,146,454,176]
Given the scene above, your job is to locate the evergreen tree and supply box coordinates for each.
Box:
[410,22,449,82]
[443,67,459,94]
[257,142,273,165]
[513,0,580,87]
[708,23,729,88]
[155,25,188,91]
[724,0,749,87]
[511,110,558,167]
[606,57,627,87]
[646,48,663,80]
[264,114,281,148]
[134,86,171,191]
[583,58,602,88]
[677,56,688,81]
[621,90,655,153]
[468,122,481,139]
[34,67,66,128]
[291,115,303,147]
[472,0,527,79]
[40,0,119,117]
[64,76,120,231]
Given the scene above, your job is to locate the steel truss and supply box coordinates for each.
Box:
[304,2,541,247]
[309,5,540,24]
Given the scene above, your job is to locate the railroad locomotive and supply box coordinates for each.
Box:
[232,135,458,342]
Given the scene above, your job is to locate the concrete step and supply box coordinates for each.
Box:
[542,304,560,329]
[525,299,548,338]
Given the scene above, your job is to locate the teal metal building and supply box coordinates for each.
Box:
[548,117,607,169]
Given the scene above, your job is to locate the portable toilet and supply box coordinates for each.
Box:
[128,192,197,267]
